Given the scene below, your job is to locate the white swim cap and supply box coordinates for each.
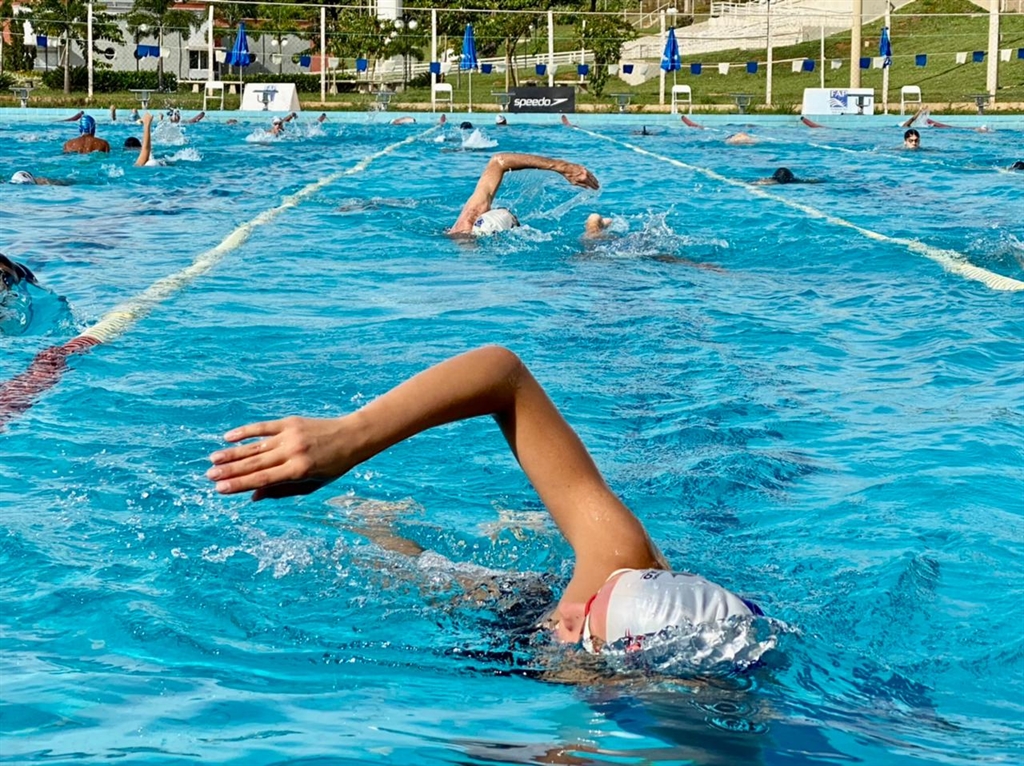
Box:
[471,208,518,236]
[10,171,35,185]
[272,116,283,125]
[582,568,759,653]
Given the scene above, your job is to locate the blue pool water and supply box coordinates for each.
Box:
[1,111,1022,765]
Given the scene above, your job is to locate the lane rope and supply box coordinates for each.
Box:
[571,123,1024,293]
[0,123,442,430]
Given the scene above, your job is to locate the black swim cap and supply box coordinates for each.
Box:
[772,167,796,184]
[124,136,142,149]
[1010,160,1024,171]
[0,253,38,288]
[459,121,473,130]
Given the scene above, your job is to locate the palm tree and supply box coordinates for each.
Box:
[126,0,202,90]
[28,0,122,93]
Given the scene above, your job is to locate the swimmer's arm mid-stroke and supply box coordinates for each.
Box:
[450,153,600,235]
[207,346,665,640]
[134,112,153,167]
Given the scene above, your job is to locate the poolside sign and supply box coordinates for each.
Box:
[802,87,875,115]
[508,86,576,114]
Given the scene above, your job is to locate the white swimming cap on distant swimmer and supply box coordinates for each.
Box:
[10,171,35,185]
[471,208,518,236]
[582,568,760,653]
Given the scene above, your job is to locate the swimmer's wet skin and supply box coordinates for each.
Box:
[207,346,767,659]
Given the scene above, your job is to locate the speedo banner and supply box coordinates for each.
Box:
[508,86,576,113]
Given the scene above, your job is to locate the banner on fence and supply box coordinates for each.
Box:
[508,86,575,113]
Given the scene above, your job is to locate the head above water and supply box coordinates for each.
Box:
[459,121,474,130]
[79,115,97,136]
[495,114,507,126]
[772,167,796,184]
[471,208,519,236]
[903,128,921,146]
[1010,160,1024,171]
[10,171,35,185]
[123,136,142,149]
[581,568,761,653]
[0,253,38,291]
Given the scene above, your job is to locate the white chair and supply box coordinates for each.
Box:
[671,84,692,115]
[900,85,922,115]
[203,80,225,110]
[432,82,453,112]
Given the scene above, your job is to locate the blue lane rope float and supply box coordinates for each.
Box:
[0,123,443,430]
[568,123,1024,293]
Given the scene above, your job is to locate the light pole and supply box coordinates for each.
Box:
[270,37,287,75]
[393,16,418,91]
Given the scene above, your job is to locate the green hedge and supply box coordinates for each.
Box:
[41,68,178,93]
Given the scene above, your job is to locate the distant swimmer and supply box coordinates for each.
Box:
[269,112,298,136]
[680,115,705,129]
[755,167,821,185]
[62,115,111,154]
[390,116,416,125]
[8,171,67,186]
[903,129,921,150]
[495,114,508,126]
[317,113,328,123]
[725,132,757,145]
[632,126,657,136]
[448,153,599,237]
[184,111,206,124]
[1009,161,1024,171]
[800,116,826,129]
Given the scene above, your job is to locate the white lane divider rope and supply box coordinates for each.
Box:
[575,124,1024,293]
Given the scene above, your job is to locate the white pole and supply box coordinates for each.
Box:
[851,0,862,88]
[431,8,437,111]
[659,11,666,106]
[882,3,891,114]
[766,1,773,106]
[986,0,999,101]
[819,19,825,89]
[547,10,554,87]
[206,5,213,81]
[87,3,94,100]
[320,6,326,105]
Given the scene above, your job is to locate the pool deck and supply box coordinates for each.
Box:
[2,107,1022,131]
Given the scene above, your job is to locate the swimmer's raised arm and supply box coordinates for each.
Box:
[450,153,599,235]
[134,112,153,167]
[207,345,665,635]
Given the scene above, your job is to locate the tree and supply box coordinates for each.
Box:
[251,2,312,75]
[126,0,202,90]
[28,0,122,93]
[575,14,635,96]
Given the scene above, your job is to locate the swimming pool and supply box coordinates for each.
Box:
[1,109,1022,765]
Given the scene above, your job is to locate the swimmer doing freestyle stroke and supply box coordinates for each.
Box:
[207,346,769,658]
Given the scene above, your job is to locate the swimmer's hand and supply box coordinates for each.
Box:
[207,416,358,500]
[559,162,599,190]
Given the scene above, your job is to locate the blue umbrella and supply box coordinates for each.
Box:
[880,26,892,68]
[661,27,681,84]
[461,24,478,112]
[225,22,251,70]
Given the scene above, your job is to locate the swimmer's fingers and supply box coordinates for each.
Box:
[220,419,287,444]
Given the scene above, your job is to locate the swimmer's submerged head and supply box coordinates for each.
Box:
[123,136,142,149]
[581,568,761,653]
[772,167,796,184]
[472,208,519,236]
[0,253,38,291]
[10,171,35,185]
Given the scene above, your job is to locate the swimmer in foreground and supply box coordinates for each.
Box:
[63,115,111,154]
[0,253,40,335]
[8,170,66,186]
[448,153,599,236]
[133,112,155,167]
[1009,160,1024,171]
[724,131,757,145]
[207,346,764,654]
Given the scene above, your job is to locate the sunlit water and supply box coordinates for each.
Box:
[1,111,1022,765]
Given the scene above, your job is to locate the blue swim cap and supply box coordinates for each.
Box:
[79,115,96,136]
